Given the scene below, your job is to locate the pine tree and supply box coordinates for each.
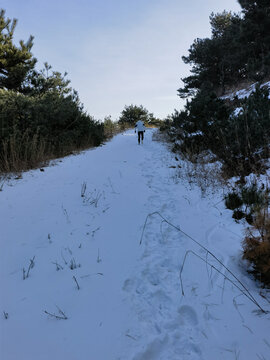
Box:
[23,62,71,96]
[238,0,270,80]
[118,104,150,125]
[209,11,233,38]
[0,9,36,91]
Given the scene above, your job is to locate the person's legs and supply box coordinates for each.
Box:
[138,131,143,144]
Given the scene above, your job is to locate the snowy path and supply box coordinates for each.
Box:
[1,129,269,360]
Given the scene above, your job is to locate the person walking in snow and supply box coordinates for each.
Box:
[134,120,145,145]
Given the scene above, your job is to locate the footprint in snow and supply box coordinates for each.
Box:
[122,278,134,292]
[143,270,160,286]
[149,289,173,310]
[133,336,168,360]
[177,305,199,326]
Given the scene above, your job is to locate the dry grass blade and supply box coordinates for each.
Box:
[44,305,68,320]
[141,212,267,313]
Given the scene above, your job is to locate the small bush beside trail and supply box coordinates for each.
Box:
[243,210,270,287]
[225,182,267,223]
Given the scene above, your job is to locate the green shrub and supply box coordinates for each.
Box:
[245,213,254,225]
[241,183,264,208]
[232,209,245,220]
[225,191,243,210]
[225,182,268,223]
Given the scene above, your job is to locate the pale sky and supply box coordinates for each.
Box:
[1,0,241,120]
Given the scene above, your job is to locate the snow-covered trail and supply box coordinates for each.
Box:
[1,129,269,360]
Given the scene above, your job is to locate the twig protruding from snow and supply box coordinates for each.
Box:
[107,177,119,194]
[97,248,102,263]
[61,205,71,223]
[61,250,68,265]
[73,275,80,290]
[52,261,64,271]
[69,258,81,270]
[92,227,100,237]
[3,311,8,319]
[23,256,35,280]
[80,273,103,279]
[44,305,68,320]
[81,181,87,197]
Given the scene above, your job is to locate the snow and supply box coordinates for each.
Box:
[187,130,204,137]
[221,80,270,101]
[232,107,243,117]
[1,129,270,360]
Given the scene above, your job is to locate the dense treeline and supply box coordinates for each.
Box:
[165,0,270,177]
[0,9,103,172]
[162,0,270,286]
[169,85,270,176]
[179,0,270,98]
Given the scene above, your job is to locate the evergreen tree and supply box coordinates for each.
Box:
[118,104,150,125]
[238,0,270,80]
[0,8,105,173]
[179,1,270,97]
[238,0,270,11]
[0,9,36,91]
[23,62,72,96]
[209,10,233,38]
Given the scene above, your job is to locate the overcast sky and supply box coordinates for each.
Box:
[2,0,241,120]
